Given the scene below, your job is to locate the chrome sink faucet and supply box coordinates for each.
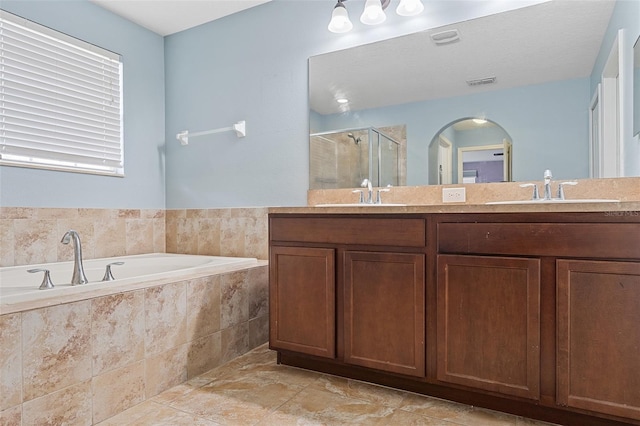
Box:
[543,169,553,200]
[61,230,88,285]
[520,169,578,201]
[361,178,373,204]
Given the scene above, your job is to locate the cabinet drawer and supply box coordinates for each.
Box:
[438,223,640,259]
[271,217,425,247]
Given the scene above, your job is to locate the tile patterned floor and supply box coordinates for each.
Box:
[98,344,557,426]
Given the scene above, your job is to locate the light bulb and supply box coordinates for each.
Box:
[396,0,424,17]
[360,0,386,25]
[328,1,353,33]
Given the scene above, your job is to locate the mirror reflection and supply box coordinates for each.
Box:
[309,0,637,188]
[428,118,512,185]
[309,125,407,189]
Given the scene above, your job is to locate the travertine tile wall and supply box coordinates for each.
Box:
[0,208,166,267]
[165,208,269,260]
[0,206,270,424]
[307,177,640,205]
[0,265,269,425]
[0,207,270,267]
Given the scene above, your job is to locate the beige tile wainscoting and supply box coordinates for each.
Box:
[0,207,269,268]
[0,206,270,424]
[0,263,268,425]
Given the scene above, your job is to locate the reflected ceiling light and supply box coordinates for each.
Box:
[336,98,349,104]
[361,0,386,25]
[472,118,488,124]
[328,0,424,33]
[396,0,424,16]
[328,1,353,33]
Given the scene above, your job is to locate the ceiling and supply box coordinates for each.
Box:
[89,0,271,36]
[309,0,616,115]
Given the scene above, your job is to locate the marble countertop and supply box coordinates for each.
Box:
[270,201,640,215]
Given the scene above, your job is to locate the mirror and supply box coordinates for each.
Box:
[309,125,407,189]
[634,35,640,137]
[309,0,630,188]
[428,118,512,184]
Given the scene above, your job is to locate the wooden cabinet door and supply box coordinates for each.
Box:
[437,255,541,400]
[344,251,425,377]
[269,246,336,358]
[557,260,640,420]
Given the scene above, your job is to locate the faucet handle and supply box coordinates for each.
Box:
[375,187,391,204]
[28,268,55,290]
[351,189,364,204]
[557,181,578,200]
[102,262,125,282]
[520,183,540,200]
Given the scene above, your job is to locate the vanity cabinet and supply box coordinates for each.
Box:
[556,259,640,420]
[271,211,640,426]
[269,246,336,358]
[436,254,540,400]
[344,250,425,377]
[269,215,426,377]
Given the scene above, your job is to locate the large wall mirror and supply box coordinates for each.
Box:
[309,0,638,188]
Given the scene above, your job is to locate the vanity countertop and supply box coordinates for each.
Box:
[269,201,640,215]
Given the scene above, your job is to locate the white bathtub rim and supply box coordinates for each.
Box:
[0,253,265,315]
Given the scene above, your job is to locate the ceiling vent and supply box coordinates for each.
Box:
[430,29,460,45]
[466,76,497,86]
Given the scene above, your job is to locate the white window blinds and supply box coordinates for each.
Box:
[0,10,124,176]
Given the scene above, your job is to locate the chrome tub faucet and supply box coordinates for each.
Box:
[61,230,89,285]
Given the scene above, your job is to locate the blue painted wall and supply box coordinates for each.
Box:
[0,1,166,208]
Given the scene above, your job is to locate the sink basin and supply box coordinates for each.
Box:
[314,203,407,207]
[486,199,620,205]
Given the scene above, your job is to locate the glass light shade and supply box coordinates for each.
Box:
[360,0,386,25]
[396,0,424,16]
[328,3,353,33]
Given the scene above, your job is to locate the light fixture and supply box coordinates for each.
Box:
[328,1,353,33]
[336,98,349,104]
[396,0,424,16]
[361,0,386,25]
[328,0,424,33]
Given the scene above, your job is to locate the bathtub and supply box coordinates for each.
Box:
[0,253,259,314]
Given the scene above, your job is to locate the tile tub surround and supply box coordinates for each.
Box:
[0,264,269,425]
[308,176,640,206]
[0,207,270,268]
[165,208,269,260]
[0,208,166,268]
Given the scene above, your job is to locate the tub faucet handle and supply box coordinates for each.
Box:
[102,262,125,282]
[28,268,55,290]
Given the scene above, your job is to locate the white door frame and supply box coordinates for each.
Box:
[437,135,453,184]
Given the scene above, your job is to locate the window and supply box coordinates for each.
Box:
[0,10,124,176]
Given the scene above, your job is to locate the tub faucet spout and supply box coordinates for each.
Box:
[61,230,89,285]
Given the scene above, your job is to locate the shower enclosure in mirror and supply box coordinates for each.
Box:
[309,126,406,190]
